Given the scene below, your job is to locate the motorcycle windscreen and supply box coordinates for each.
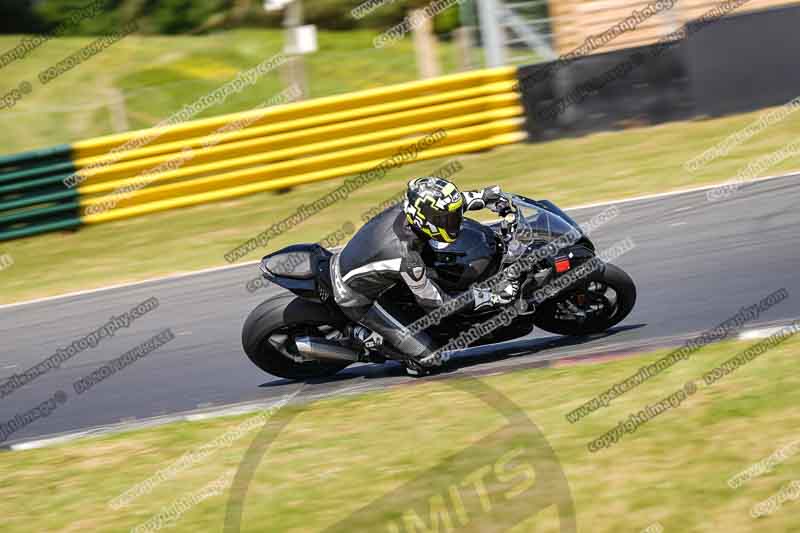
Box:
[515,204,580,243]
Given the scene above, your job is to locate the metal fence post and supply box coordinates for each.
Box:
[478,0,506,67]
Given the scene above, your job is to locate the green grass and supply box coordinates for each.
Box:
[2,336,799,532]
[0,29,460,154]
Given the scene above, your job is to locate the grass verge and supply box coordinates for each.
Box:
[0,29,459,154]
[1,335,799,532]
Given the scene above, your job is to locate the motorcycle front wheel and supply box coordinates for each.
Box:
[533,263,636,336]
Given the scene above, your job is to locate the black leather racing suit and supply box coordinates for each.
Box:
[330,188,505,362]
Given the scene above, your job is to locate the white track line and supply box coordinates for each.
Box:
[739,326,790,340]
[565,170,799,211]
[4,395,298,451]
[2,170,798,311]
[0,260,259,310]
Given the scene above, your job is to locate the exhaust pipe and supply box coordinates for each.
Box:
[294,336,360,362]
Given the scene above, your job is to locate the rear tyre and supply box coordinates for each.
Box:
[534,263,636,336]
[242,294,351,380]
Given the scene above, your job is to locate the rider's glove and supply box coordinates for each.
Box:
[482,186,516,215]
[482,185,503,205]
[465,186,516,217]
[494,195,516,218]
[473,186,518,242]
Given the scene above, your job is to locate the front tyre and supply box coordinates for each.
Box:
[242,294,351,380]
[534,263,636,336]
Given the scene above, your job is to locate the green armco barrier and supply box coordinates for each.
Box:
[0,188,77,212]
[0,144,72,170]
[0,161,76,185]
[0,173,74,196]
[0,143,81,242]
[0,200,80,226]
[0,217,82,242]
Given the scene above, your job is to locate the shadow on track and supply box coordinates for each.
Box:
[257,323,647,388]
[436,323,647,374]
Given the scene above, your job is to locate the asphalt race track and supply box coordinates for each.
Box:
[1,173,799,445]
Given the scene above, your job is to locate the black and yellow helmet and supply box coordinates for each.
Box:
[403,177,464,243]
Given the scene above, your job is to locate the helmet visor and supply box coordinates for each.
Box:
[428,209,463,240]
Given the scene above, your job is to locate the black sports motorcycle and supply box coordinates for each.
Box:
[242,194,636,380]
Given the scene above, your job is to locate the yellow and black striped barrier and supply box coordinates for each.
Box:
[0,67,526,242]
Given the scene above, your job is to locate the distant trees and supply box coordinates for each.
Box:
[0,0,464,35]
[0,0,46,33]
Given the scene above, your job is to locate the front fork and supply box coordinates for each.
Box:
[517,244,601,314]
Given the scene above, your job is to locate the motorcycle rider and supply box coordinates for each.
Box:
[331,176,520,376]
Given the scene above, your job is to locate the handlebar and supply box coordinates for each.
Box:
[496,194,519,242]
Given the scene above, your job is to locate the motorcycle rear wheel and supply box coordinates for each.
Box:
[242,293,351,380]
